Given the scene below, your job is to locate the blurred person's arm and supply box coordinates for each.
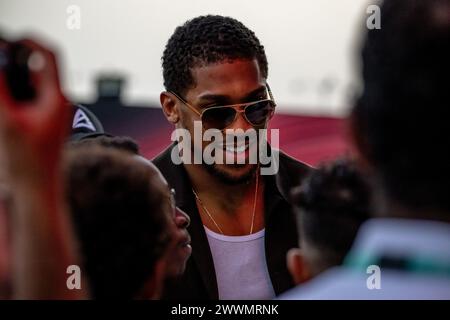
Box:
[0,39,87,299]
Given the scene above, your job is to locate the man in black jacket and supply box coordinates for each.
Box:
[154,15,311,299]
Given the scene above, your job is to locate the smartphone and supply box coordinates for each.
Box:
[0,38,36,102]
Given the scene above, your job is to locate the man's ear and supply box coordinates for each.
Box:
[287,248,311,285]
[160,92,180,124]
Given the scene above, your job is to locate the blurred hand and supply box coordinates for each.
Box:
[0,39,70,182]
[0,38,87,299]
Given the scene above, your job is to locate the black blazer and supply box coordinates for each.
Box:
[153,144,312,300]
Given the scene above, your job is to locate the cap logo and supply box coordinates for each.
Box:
[73,109,96,131]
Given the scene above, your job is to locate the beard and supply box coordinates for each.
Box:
[178,115,263,185]
[203,162,258,185]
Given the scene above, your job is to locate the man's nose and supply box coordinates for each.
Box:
[228,109,253,131]
[174,207,190,228]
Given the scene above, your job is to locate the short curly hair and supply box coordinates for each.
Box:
[162,15,268,96]
[291,159,371,272]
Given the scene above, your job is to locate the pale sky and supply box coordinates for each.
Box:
[0,0,374,116]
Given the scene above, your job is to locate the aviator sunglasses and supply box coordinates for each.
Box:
[169,84,276,130]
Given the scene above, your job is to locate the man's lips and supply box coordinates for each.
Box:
[224,143,249,153]
[219,139,257,155]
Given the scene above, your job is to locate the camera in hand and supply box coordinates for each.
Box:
[0,37,37,101]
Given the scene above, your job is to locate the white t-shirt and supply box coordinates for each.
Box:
[204,227,275,300]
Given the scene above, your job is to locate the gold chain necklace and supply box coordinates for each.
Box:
[192,172,259,235]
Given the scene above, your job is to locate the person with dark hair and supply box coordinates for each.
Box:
[285,159,371,286]
[280,0,450,299]
[69,134,192,280]
[0,36,188,300]
[156,15,311,299]
[64,145,181,299]
[133,155,193,280]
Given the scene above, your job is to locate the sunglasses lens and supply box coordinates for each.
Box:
[202,107,236,130]
[245,100,274,125]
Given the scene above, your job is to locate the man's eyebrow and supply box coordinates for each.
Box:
[243,86,267,100]
[196,86,267,106]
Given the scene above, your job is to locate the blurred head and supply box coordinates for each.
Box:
[161,15,274,184]
[64,145,174,299]
[69,135,192,278]
[351,0,450,221]
[288,159,371,284]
